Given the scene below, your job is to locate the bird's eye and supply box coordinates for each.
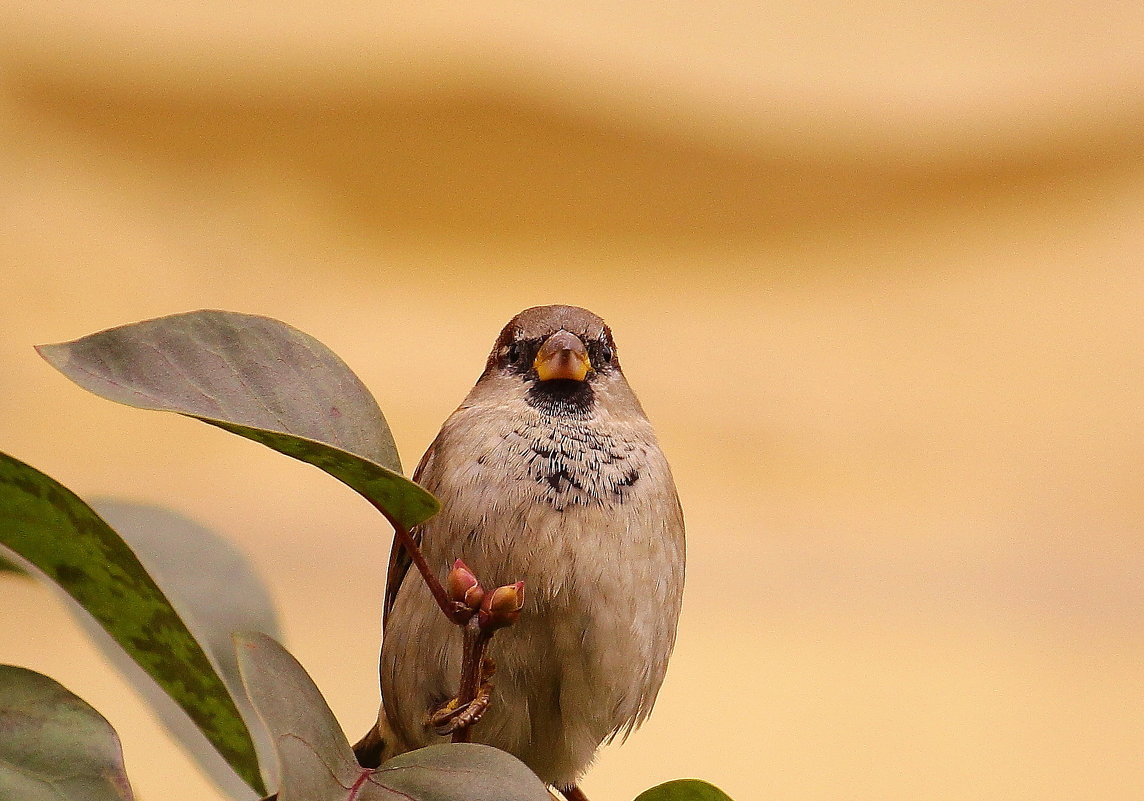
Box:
[599,344,614,363]
[505,342,523,364]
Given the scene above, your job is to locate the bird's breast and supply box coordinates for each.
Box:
[421,406,676,599]
[509,418,647,511]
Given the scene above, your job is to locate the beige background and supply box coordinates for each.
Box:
[2,3,1144,800]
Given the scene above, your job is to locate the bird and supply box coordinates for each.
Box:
[354,305,686,800]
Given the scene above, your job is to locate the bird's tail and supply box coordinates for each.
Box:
[351,705,406,768]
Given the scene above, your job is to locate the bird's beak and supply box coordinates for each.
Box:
[533,331,592,382]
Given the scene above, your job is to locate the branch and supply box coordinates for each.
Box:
[369,501,468,622]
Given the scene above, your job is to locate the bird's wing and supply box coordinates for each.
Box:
[610,477,687,743]
[382,436,440,627]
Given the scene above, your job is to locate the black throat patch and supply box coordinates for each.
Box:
[525,379,596,417]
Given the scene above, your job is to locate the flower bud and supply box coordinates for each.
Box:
[479,581,525,631]
[446,559,484,610]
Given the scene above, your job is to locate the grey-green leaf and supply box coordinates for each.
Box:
[235,631,359,800]
[634,779,736,801]
[0,452,266,795]
[37,310,439,530]
[235,631,551,801]
[372,744,553,801]
[0,664,134,801]
[37,310,399,470]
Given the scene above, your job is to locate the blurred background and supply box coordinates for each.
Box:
[2,3,1143,799]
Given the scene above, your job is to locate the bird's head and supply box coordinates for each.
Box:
[478,305,630,417]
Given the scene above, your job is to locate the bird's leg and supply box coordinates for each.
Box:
[560,785,590,801]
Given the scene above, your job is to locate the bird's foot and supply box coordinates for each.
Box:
[430,657,496,735]
[430,685,489,734]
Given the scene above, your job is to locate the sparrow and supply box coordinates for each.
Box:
[355,305,686,799]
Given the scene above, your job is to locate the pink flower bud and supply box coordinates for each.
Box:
[446,559,484,610]
[479,581,525,631]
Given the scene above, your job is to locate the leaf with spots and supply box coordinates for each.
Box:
[235,631,552,801]
[37,310,439,530]
[0,664,134,801]
[634,780,736,801]
[0,451,266,795]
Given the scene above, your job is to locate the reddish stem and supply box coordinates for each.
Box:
[451,617,488,744]
[370,502,458,620]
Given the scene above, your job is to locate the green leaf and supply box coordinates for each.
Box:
[235,631,552,801]
[0,452,266,795]
[0,664,134,801]
[37,310,439,530]
[77,500,282,798]
[0,550,28,575]
[634,780,736,801]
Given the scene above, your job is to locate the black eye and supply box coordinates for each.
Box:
[506,342,523,364]
[599,344,613,363]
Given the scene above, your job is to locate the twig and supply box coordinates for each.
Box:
[451,617,488,744]
[370,502,464,620]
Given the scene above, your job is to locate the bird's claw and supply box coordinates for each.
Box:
[429,657,496,735]
[431,681,492,734]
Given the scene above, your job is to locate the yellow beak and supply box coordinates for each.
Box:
[533,331,592,382]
